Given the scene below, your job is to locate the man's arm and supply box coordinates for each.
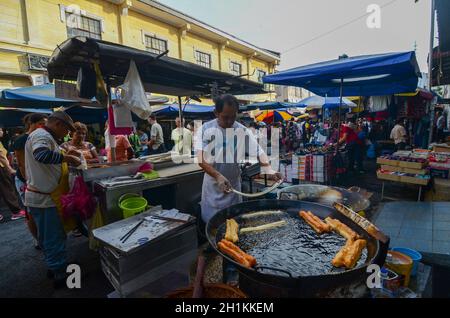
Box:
[197,150,231,192]
[14,149,26,179]
[0,150,14,173]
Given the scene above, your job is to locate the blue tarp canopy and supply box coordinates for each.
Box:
[0,84,79,108]
[294,96,357,109]
[152,104,214,117]
[0,108,52,128]
[239,101,294,111]
[263,52,421,97]
[0,106,109,128]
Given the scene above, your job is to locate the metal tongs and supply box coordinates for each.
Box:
[228,179,283,198]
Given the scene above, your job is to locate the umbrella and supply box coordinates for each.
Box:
[240,101,294,111]
[255,110,293,124]
[151,104,215,117]
[294,96,357,110]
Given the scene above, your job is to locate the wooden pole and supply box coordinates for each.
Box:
[107,83,116,162]
[428,0,436,145]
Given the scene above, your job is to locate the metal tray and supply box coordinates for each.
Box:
[70,160,145,182]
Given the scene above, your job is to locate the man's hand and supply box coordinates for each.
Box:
[260,165,283,182]
[8,167,16,175]
[63,154,81,167]
[216,174,232,193]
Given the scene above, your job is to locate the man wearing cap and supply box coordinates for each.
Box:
[25,111,81,288]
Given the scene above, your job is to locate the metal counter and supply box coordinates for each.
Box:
[94,163,204,224]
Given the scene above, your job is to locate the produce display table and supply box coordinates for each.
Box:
[377,150,431,201]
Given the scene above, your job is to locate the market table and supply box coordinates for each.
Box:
[94,163,204,224]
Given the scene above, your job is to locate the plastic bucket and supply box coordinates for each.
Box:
[391,247,422,276]
[119,194,147,219]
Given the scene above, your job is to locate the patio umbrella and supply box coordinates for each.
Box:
[256,110,293,124]
[240,101,294,111]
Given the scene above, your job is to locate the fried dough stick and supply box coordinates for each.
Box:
[332,239,367,269]
[225,219,239,243]
[299,211,331,234]
[343,239,367,269]
[325,217,359,241]
[218,239,257,268]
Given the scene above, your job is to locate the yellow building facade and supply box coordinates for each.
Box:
[0,0,280,102]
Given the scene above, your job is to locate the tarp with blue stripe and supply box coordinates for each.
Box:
[263,51,421,97]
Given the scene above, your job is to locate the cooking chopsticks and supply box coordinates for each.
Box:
[120,219,145,243]
[150,215,189,223]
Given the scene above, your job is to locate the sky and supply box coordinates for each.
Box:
[157,0,433,72]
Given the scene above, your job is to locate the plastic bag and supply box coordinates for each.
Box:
[89,205,104,251]
[107,105,132,135]
[112,103,133,128]
[116,60,152,120]
[61,176,97,221]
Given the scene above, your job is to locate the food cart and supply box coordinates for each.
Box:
[46,36,266,296]
[47,36,265,224]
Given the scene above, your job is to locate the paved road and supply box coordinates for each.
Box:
[0,218,112,298]
[0,159,421,297]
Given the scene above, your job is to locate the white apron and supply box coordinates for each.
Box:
[201,162,242,223]
[199,120,244,223]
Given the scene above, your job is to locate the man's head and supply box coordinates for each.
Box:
[396,118,404,126]
[175,117,184,128]
[148,115,157,125]
[24,113,47,132]
[214,94,239,129]
[47,111,75,140]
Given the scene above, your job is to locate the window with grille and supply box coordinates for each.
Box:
[230,61,242,76]
[256,69,266,83]
[66,13,102,39]
[195,50,212,69]
[145,35,168,55]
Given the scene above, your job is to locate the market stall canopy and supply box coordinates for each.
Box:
[0,84,170,109]
[47,37,265,97]
[294,96,357,109]
[263,51,421,97]
[240,101,294,111]
[151,104,215,116]
[0,107,52,128]
[0,84,79,108]
[64,105,108,124]
[0,105,110,127]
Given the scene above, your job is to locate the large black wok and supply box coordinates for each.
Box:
[206,200,389,297]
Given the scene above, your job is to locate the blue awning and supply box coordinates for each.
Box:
[0,108,52,128]
[0,106,109,127]
[152,104,215,116]
[0,84,79,108]
[239,101,294,111]
[263,52,421,97]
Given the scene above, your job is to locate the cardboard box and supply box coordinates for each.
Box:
[377,170,401,182]
[381,165,428,175]
[377,157,399,166]
[398,160,427,169]
[399,175,429,186]
[433,145,450,153]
